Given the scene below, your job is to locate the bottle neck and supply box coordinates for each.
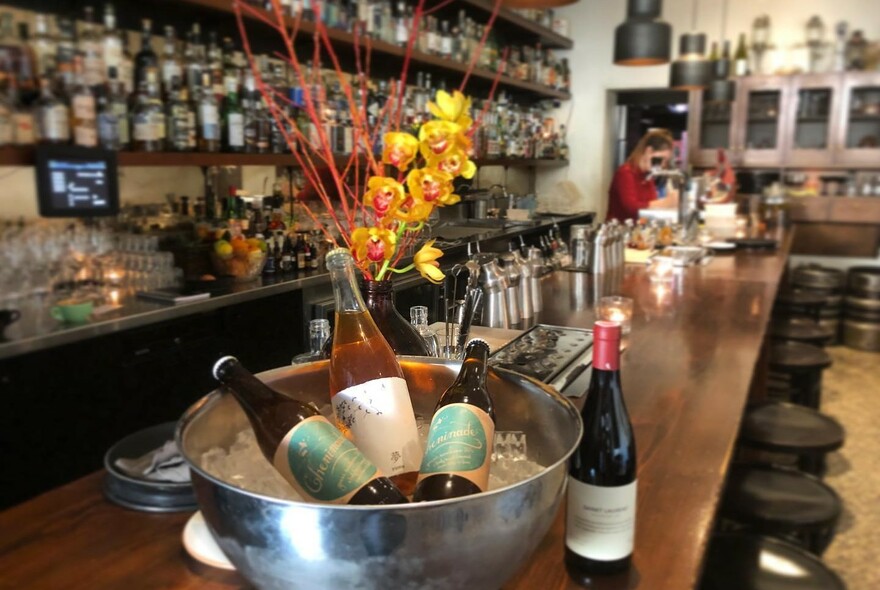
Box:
[328,254,368,314]
[361,279,395,315]
[592,335,620,372]
[455,343,489,387]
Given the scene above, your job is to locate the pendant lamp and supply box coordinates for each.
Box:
[706,0,736,102]
[669,0,711,90]
[614,0,672,66]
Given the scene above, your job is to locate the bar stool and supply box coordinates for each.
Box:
[738,402,845,476]
[719,464,841,555]
[767,342,833,408]
[699,533,846,590]
[769,318,835,347]
[774,290,826,322]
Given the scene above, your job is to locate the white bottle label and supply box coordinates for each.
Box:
[13,112,34,144]
[565,478,637,562]
[228,113,244,146]
[72,95,96,121]
[331,376,423,477]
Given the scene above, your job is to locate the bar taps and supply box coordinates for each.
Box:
[479,259,510,329]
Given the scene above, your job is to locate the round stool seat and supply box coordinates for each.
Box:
[768,342,833,373]
[740,403,844,454]
[722,465,841,529]
[768,319,835,346]
[700,533,846,590]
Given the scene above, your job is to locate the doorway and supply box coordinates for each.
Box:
[611,90,690,171]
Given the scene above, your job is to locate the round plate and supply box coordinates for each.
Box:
[182,511,236,571]
[706,241,736,251]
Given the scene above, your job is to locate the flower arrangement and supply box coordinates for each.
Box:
[233,0,506,285]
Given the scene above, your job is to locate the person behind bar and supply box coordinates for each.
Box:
[607,129,679,221]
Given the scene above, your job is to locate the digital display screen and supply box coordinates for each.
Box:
[36,145,119,217]
[47,159,110,210]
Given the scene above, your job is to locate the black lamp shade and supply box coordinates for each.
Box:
[614,0,672,66]
[678,32,707,57]
[669,33,711,89]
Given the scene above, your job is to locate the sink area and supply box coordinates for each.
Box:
[429,218,540,242]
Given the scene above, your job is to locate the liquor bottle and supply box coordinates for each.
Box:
[102,4,123,85]
[31,14,56,80]
[291,318,331,364]
[10,77,34,145]
[133,19,158,91]
[97,67,128,150]
[15,23,37,99]
[222,75,244,152]
[308,236,319,269]
[0,86,12,146]
[54,16,76,95]
[326,247,423,495]
[733,33,749,77]
[71,57,98,147]
[212,355,409,505]
[0,13,21,86]
[295,234,307,270]
[412,339,494,501]
[34,76,70,143]
[409,306,439,357]
[79,7,105,88]
[118,30,134,95]
[165,78,195,152]
[206,31,224,100]
[160,26,182,99]
[184,25,205,99]
[197,71,220,152]
[565,321,637,579]
[254,96,271,154]
[130,67,164,152]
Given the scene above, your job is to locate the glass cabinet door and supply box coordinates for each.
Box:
[787,75,839,167]
[837,73,880,166]
[736,77,790,167]
[688,92,737,167]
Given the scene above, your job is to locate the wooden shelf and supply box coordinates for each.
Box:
[154,0,570,101]
[457,0,573,49]
[0,147,568,170]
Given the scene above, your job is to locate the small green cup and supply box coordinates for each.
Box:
[51,300,94,324]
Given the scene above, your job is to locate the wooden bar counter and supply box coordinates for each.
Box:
[0,233,793,590]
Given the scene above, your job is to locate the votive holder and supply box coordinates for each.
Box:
[597,295,633,334]
[647,257,675,284]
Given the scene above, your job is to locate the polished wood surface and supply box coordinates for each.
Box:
[0,235,793,590]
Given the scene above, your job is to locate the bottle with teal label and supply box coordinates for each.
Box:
[413,339,496,501]
[212,356,408,505]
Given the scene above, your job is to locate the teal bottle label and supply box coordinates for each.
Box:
[273,416,378,504]
[418,404,495,488]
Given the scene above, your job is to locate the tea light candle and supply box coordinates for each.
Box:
[109,289,120,307]
[597,296,633,334]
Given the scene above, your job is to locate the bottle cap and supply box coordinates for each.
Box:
[593,320,621,342]
[212,355,238,381]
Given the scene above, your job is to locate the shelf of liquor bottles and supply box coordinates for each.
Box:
[0,146,567,168]
[177,0,572,101]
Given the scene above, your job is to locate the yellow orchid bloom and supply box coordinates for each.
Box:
[418,120,461,158]
[351,227,397,263]
[382,132,420,171]
[427,90,473,130]
[394,198,435,224]
[426,148,477,180]
[363,176,406,220]
[413,240,445,284]
[407,167,454,206]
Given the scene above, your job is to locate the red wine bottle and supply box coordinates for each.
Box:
[212,355,408,506]
[413,339,495,501]
[565,321,637,579]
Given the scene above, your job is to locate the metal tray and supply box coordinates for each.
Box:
[489,324,593,391]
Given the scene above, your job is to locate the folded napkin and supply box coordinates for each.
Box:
[114,439,191,483]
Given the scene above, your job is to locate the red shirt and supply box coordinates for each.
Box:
[607,162,657,221]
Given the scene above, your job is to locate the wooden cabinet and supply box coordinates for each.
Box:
[688,72,880,169]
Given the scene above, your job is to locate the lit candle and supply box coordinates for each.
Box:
[109,290,120,306]
[597,296,633,334]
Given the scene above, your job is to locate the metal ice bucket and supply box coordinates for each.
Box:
[177,358,582,590]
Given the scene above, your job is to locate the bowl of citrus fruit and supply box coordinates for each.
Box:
[211,235,267,282]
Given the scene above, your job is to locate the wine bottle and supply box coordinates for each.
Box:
[413,339,495,502]
[326,248,423,496]
[565,321,637,579]
[733,33,749,77]
[212,355,408,505]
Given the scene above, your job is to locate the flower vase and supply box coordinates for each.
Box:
[361,279,431,356]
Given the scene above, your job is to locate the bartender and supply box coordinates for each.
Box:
[607,129,679,221]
